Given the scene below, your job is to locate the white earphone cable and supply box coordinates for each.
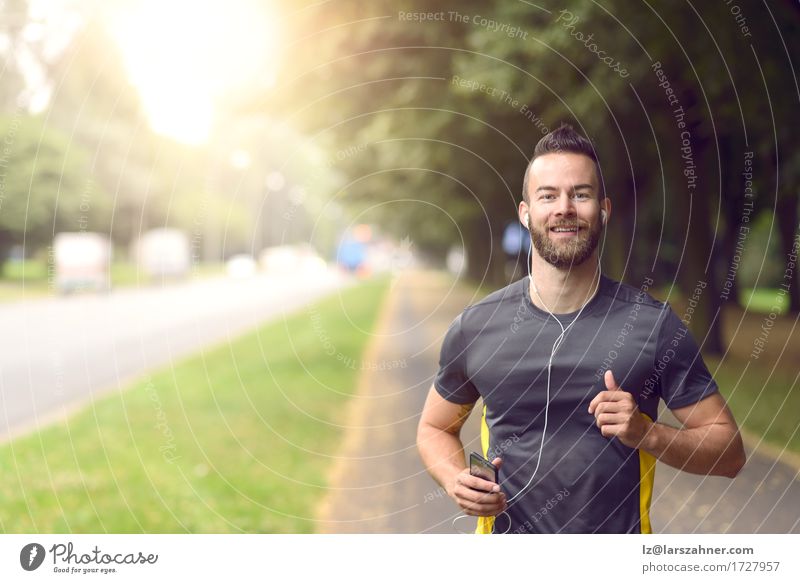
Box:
[453,211,603,534]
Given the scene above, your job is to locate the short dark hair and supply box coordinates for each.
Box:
[522,123,604,201]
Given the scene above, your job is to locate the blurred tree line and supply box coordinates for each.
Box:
[0,0,326,273]
[269,0,800,353]
[1,5,199,264]
[2,0,798,354]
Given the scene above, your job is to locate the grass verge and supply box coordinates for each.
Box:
[707,354,800,455]
[0,276,389,533]
[0,260,225,303]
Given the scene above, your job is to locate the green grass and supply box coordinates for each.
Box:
[2,260,50,281]
[0,276,389,533]
[0,260,51,300]
[708,354,800,454]
[739,287,789,315]
[646,286,788,316]
[107,261,226,287]
[0,260,225,302]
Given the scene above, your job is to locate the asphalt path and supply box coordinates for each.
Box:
[0,270,348,442]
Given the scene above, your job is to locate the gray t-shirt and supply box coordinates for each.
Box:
[434,275,718,534]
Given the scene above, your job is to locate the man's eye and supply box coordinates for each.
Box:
[574,192,590,199]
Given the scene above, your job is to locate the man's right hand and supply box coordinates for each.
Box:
[449,457,507,516]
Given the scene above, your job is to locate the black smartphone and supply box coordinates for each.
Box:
[469,452,498,484]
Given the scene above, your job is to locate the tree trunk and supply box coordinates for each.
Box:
[670,107,724,355]
[0,231,13,277]
[600,131,638,283]
[464,214,506,289]
[716,135,746,307]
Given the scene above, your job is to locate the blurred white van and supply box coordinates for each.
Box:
[136,228,191,280]
[226,254,257,279]
[53,232,112,293]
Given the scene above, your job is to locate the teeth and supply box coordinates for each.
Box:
[552,227,577,232]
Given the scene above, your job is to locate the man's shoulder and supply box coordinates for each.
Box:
[463,278,526,315]
[451,279,526,333]
[601,276,666,312]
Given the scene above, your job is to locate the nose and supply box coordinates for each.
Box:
[554,191,576,217]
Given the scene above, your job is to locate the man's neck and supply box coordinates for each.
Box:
[528,256,601,314]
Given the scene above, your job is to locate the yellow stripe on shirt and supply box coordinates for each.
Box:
[639,413,657,534]
[475,402,495,534]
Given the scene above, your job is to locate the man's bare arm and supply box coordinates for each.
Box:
[416,385,475,496]
[591,371,746,478]
[417,385,506,516]
[641,392,746,478]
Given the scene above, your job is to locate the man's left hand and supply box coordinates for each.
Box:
[588,370,652,449]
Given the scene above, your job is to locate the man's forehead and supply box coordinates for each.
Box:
[529,152,597,186]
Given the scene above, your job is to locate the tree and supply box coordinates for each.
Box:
[266,0,800,340]
[43,18,174,249]
[0,0,30,111]
[0,115,97,269]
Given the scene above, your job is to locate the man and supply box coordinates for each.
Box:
[417,124,746,534]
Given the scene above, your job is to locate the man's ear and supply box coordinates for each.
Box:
[601,198,611,224]
[518,201,530,229]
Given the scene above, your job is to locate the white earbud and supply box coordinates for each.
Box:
[523,214,530,229]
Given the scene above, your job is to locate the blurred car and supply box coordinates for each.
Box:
[259,245,296,275]
[136,228,191,281]
[226,254,257,279]
[53,232,112,294]
[259,245,326,275]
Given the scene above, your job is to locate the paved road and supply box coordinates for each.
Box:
[316,270,800,534]
[0,271,348,442]
[316,270,480,533]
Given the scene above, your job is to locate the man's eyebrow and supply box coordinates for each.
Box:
[534,184,594,193]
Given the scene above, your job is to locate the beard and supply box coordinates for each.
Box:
[528,213,603,269]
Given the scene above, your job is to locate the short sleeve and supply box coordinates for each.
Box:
[433,313,480,404]
[654,306,719,409]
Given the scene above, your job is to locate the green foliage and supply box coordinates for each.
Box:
[0,115,100,253]
[738,211,784,289]
[43,19,174,247]
[267,0,800,324]
[709,355,800,454]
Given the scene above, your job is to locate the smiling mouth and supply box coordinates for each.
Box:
[550,225,582,234]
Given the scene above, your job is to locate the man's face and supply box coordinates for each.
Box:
[524,152,605,269]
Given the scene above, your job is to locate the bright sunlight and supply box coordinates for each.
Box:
[106,0,281,144]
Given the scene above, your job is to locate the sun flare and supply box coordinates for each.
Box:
[107,0,281,144]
